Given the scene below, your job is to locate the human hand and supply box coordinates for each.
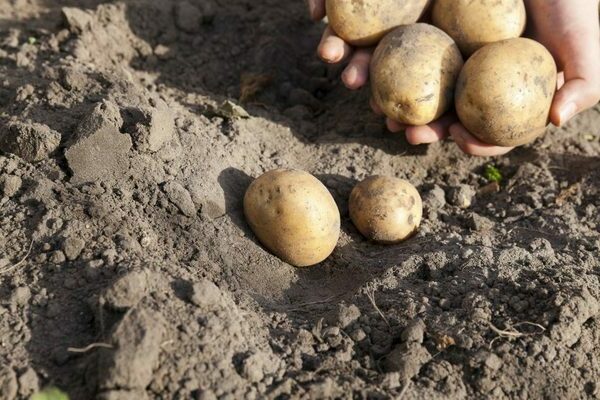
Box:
[306,0,373,90]
[308,0,600,157]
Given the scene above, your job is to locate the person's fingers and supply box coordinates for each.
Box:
[318,26,353,64]
[551,77,600,126]
[370,98,383,115]
[306,0,326,20]
[386,118,405,133]
[341,48,372,90]
[404,113,456,145]
[450,123,514,156]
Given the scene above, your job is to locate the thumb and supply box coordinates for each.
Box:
[551,77,600,126]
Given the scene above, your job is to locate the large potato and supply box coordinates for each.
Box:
[326,0,431,46]
[455,38,557,147]
[371,24,463,126]
[432,0,526,56]
[349,176,422,244]
[243,169,340,267]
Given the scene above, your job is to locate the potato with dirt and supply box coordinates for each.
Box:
[455,38,557,147]
[370,23,464,126]
[243,168,340,267]
[432,0,526,56]
[325,0,431,46]
[349,176,422,244]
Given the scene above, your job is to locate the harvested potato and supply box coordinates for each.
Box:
[455,38,557,147]
[349,176,422,244]
[371,23,463,125]
[432,0,526,56]
[326,0,431,46]
[243,169,340,267]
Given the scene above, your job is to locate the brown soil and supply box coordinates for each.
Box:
[0,1,599,399]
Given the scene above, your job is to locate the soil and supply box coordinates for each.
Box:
[0,1,599,399]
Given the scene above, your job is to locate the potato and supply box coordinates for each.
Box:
[349,176,422,244]
[371,23,463,125]
[432,0,526,56]
[326,0,431,46]
[243,169,340,267]
[455,38,557,147]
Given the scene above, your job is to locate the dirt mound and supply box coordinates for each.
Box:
[0,1,599,399]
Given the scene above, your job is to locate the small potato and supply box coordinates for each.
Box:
[371,24,463,126]
[455,38,557,147]
[326,0,431,46]
[349,176,422,244]
[432,0,526,56]
[243,169,340,267]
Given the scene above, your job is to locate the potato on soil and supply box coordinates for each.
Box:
[326,0,431,47]
[432,0,526,56]
[455,38,557,147]
[370,23,463,126]
[349,176,422,244]
[243,169,340,267]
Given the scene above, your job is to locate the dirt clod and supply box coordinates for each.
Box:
[62,237,86,261]
[98,307,166,391]
[0,121,61,162]
[1,175,22,198]
[189,279,222,308]
[0,366,17,400]
[163,181,196,217]
[384,342,432,380]
[65,126,132,184]
[17,367,39,397]
[103,271,149,311]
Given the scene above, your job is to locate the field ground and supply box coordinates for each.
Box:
[0,1,599,399]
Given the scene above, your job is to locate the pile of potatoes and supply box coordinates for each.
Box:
[329,0,557,147]
[244,169,422,267]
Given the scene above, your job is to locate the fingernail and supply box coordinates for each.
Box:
[559,102,577,126]
[344,66,357,84]
[322,45,340,63]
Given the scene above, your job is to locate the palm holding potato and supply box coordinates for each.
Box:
[307,0,600,157]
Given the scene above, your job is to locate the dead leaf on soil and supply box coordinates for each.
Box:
[555,182,581,206]
[240,73,272,103]
[478,181,500,196]
[433,333,455,351]
[214,100,250,119]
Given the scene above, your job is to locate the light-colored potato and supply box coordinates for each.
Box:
[349,176,422,244]
[432,0,526,56]
[455,38,557,147]
[326,0,431,46]
[243,169,340,267]
[371,23,464,126]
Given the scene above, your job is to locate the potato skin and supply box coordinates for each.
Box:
[349,176,422,244]
[455,38,557,147]
[432,0,526,56]
[243,169,340,267]
[371,24,463,126]
[326,0,431,46]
